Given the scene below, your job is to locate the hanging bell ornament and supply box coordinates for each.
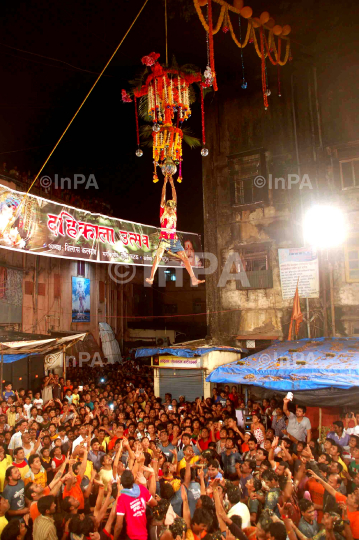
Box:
[161,157,177,176]
[201,148,209,157]
[265,88,271,96]
[153,174,159,183]
[136,148,143,157]
[152,123,161,133]
[241,80,248,89]
[177,177,182,183]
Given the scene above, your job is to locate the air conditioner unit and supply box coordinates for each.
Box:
[156,337,170,347]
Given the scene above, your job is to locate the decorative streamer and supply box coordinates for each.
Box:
[207,0,218,91]
[260,28,269,110]
[277,65,281,97]
[200,85,206,146]
[134,96,140,147]
[238,15,247,89]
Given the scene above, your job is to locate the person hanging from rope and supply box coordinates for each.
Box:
[145,176,205,286]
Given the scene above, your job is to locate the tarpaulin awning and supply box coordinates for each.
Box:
[2,354,34,363]
[0,333,87,356]
[206,337,359,391]
[135,345,246,359]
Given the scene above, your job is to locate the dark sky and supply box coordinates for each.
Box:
[0,0,357,237]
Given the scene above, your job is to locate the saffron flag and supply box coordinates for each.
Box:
[287,282,303,340]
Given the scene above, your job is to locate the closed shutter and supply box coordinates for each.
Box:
[159,369,204,402]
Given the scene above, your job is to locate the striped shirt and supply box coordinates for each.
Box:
[33,515,57,540]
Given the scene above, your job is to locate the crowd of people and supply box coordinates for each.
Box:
[0,362,358,540]
[0,163,113,216]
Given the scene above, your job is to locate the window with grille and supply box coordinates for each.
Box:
[235,247,273,290]
[229,152,266,206]
[344,236,359,282]
[340,159,359,189]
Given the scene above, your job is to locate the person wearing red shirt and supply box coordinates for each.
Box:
[197,427,214,452]
[145,176,204,287]
[228,386,240,407]
[114,470,157,540]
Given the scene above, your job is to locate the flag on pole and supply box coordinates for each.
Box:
[288,280,303,340]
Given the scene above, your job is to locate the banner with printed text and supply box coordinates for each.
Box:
[0,183,202,267]
[278,247,320,299]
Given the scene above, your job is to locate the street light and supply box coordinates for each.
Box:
[303,205,346,249]
[303,205,347,337]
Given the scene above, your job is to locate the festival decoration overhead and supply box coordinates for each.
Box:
[192,0,292,109]
[123,53,209,183]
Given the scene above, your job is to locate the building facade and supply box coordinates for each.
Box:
[202,52,359,351]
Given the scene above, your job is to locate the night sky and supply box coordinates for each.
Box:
[0,0,356,238]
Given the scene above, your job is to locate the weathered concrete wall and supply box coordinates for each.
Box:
[202,59,359,345]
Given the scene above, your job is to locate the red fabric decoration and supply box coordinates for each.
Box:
[141,52,161,66]
[200,85,206,146]
[260,28,269,109]
[121,89,132,103]
[134,96,140,147]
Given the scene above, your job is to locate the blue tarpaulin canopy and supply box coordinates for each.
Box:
[2,354,34,363]
[135,345,245,359]
[206,337,359,392]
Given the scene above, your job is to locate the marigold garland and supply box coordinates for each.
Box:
[192,0,291,65]
[193,0,226,35]
[227,10,252,48]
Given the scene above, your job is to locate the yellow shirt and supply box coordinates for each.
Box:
[339,457,348,479]
[0,515,8,536]
[0,455,12,491]
[7,412,16,427]
[24,468,47,488]
[177,456,199,473]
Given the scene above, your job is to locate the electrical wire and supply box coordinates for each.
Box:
[0,40,113,76]
[0,0,150,238]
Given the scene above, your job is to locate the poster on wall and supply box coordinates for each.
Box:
[0,183,202,268]
[72,277,90,322]
[278,247,319,300]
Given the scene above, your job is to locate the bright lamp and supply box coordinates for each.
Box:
[303,205,346,249]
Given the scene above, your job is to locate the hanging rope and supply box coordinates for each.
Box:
[165,0,168,66]
[24,0,150,200]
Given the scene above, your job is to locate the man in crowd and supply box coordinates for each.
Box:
[0,367,357,540]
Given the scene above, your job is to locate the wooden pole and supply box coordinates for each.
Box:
[63,344,66,380]
[329,260,336,337]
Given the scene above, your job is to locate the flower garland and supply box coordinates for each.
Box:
[270,35,291,66]
[192,0,291,66]
[260,28,269,110]
[200,85,206,146]
[207,0,218,91]
[227,11,252,48]
[134,96,140,147]
[193,0,226,35]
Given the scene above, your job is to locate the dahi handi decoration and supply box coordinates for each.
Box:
[192,0,292,109]
[123,53,209,183]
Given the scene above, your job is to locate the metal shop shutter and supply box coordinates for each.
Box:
[159,369,204,402]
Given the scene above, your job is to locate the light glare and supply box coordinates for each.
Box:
[303,205,346,248]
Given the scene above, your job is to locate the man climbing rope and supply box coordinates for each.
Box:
[145,176,205,286]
